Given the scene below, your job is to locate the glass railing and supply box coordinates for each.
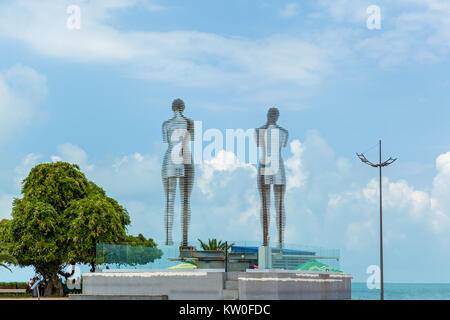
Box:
[95,240,341,272]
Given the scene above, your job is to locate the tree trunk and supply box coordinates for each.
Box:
[90,262,95,272]
[58,264,75,279]
[44,272,63,297]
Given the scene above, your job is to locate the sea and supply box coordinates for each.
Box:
[352,282,450,300]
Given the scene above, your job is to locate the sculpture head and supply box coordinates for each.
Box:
[172,99,185,113]
[267,107,279,124]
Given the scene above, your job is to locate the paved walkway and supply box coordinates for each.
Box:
[0,297,69,300]
[0,289,27,293]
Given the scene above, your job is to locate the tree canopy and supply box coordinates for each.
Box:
[0,162,159,296]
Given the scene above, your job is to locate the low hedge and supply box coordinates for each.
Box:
[0,282,28,289]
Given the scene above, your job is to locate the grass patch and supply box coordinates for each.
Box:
[0,295,33,299]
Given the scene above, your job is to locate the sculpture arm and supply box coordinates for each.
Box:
[282,129,289,148]
[255,128,265,147]
[189,119,195,141]
[162,121,168,143]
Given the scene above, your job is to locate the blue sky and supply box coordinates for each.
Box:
[1,0,450,284]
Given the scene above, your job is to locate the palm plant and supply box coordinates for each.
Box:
[0,253,17,272]
[197,238,234,251]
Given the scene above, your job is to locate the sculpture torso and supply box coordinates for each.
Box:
[256,123,288,185]
[162,113,194,179]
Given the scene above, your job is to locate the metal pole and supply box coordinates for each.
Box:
[379,140,384,300]
[357,141,396,301]
[225,241,228,273]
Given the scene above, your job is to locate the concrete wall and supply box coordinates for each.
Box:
[81,270,224,300]
[81,269,351,300]
[69,294,168,300]
[237,270,352,300]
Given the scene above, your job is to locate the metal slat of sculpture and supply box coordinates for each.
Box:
[255,108,288,249]
[162,99,195,247]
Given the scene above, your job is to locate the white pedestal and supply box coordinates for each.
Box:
[258,246,272,269]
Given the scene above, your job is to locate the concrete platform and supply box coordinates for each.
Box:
[82,269,224,300]
[0,289,27,294]
[238,270,351,300]
[81,269,352,300]
[69,294,167,300]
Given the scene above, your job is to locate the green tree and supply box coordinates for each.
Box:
[0,253,17,272]
[197,238,234,251]
[0,219,12,245]
[0,162,152,296]
[64,193,129,272]
[0,220,16,271]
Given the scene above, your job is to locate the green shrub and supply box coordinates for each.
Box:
[0,282,28,289]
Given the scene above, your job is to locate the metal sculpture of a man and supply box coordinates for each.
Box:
[255,107,288,248]
[162,99,195,246]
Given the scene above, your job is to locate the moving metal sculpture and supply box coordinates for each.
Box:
[162,99,195,246]
[255,107,289,248]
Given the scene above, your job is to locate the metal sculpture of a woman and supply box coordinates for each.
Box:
[162,99,195,246]
[255,107,288,249]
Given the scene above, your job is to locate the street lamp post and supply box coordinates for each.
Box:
[357,140,397,300]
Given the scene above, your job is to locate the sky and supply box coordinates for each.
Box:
[0,0,450,284]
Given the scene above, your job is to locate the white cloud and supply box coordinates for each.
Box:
[18,143,161,200]
[280,3,300,19]
[362,178,432,220]
[318,0,370,23]
[189,140,310,243]
[51,143,94,172]
[0,0,346,97]
[433,152,450,195]
[197,150,256,198]
[385,180,431,220]
[0,153,43,219]
[0,65,47,144]
[95,152,161,197]
[334,150,450,237]
[429,152,450,232]
[197,139,307,198]
[285,140,307,191]
[53,146,162,199]
[319,0,450,66]
[14,153,43,190]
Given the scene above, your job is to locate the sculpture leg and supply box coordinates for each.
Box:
[163,177,177,246]
[258,175,271,246]
[180,166,194,246]
[274,184,286,249]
